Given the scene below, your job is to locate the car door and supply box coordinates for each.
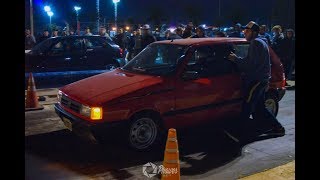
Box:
[168,45,243,128]
[82,36,118,73]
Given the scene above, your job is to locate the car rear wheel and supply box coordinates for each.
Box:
[265,93,279,117]
[128,115,163,151]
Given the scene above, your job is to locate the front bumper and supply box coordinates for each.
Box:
[54,103,128,143]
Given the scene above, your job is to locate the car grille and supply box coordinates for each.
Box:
[61,95,81,113]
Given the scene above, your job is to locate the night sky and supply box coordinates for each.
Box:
[26,0,295,31]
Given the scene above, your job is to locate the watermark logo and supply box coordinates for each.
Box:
[142,162,158,178]
[142,162,178,178]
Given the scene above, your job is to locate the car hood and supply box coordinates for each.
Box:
[60,69,163,105]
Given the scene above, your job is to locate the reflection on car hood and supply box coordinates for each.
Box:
[60,69,162,105]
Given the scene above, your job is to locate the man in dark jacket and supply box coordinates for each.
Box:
[191,26,208,38]
[228,21,285,139]
[37,29,50,44]
[282,29,295,80]
[140,24,157,50]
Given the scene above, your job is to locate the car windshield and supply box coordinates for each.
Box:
[122,44,188,76]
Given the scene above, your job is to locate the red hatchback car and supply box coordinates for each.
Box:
[54,38,286,151]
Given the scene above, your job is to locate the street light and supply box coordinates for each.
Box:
[74,6,81,35]
[44,6,51,12]
[112,0,120,34]
[44,6,53,30]
[47,11,54,28]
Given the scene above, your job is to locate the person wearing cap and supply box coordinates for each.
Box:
[191,26,208,38]
[140,24,156,50]
[228,21,285,138]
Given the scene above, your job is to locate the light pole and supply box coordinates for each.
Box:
[44,6,53,31]
[112,0,120,34]
[30,0,34,36]
[47,11,54,28]
[97,0,100,34]
[74,6,81,35]
[218,0,221,17]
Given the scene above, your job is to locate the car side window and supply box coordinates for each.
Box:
[69,38,83,52]
[186,44,236,77]
[186,46,213,77]
[206,44,236,76]
[84,37,108,49]
[48,39,67,56]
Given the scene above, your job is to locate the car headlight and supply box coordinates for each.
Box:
[80,105,103,120]
[57,90,62,103]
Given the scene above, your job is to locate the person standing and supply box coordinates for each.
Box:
[258,25,272,45]
[282,29,295,81]
[99,26,112,41]
[83,27,93,36]
[37,29,50,44]
[140,24,156,50]
[228,21,285,138]
[25,29,36,50]
[229,23,244,38]
[51,29,59,37]
[191,26,208,38]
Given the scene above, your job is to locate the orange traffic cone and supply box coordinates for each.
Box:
[25,73,44,111]
[161,128,180,180]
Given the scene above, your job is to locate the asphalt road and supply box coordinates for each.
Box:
[25,89,295,180]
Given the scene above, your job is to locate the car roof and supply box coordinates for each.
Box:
[48,35,116,45]
[153,37,247,46]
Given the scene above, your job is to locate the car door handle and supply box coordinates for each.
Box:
[64,57,71,61]
[80,56,87,59]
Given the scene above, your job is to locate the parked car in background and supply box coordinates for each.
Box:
[54,38,286,151]
[25,35,125,89]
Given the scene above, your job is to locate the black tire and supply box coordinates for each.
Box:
[128,113,165,151]
[264,93,279,117]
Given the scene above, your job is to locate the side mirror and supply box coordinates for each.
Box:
[182,71,199,80]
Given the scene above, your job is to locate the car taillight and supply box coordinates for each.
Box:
[282,75,286,87]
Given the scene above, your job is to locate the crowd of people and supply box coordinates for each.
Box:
[25,21,295,81]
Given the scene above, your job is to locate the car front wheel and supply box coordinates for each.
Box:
[128,116,162,151]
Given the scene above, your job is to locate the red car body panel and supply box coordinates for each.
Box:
[57,38,285,129]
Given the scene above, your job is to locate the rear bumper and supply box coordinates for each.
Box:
[54,103,128,142]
